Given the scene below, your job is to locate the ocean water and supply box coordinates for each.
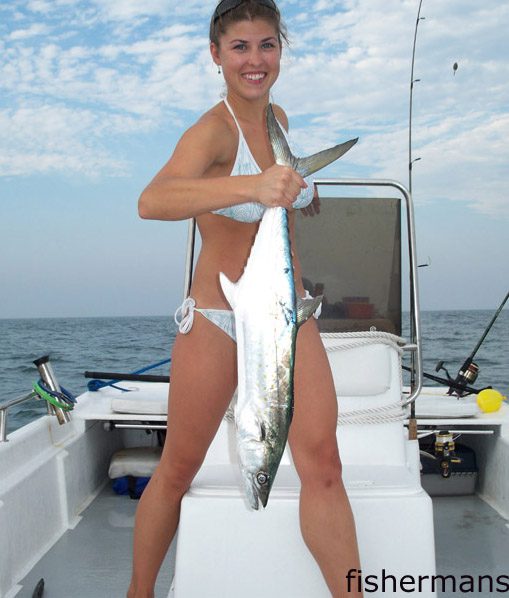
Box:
[0,316,178,436]
[0,310,507,436]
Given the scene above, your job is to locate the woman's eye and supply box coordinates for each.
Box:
[262,42,276,49]
[234,43,247,51]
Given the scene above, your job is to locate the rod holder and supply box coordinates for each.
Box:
[33,356,70,424]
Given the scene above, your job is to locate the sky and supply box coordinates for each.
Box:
[1,0,508,318]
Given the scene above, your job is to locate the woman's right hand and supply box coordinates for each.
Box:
[255,164,307,208]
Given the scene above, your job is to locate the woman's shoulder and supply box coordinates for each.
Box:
[181,102,236,156]
[193,102,236,140]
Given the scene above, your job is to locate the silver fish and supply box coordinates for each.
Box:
[220,106,357,510]
[266,104,358,177]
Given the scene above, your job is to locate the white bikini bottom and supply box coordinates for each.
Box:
[174,292,321,343]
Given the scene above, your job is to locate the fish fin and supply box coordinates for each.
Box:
[219,272,238,309]
[296,295,323,327]
[266,104,295,168]
[266,103,358,177]
[295,138,358,178]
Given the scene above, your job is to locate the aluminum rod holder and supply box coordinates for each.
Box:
[33,356,70,424]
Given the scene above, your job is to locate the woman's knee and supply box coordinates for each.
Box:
[292,438,343,487]
[155,453,204,496]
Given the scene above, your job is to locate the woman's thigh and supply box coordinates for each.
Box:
[160,313,237,476]
[288,318,341,478]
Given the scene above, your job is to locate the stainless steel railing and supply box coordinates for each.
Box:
[314,179,423,409]
[182,177,423,410]
[0,391,39,442]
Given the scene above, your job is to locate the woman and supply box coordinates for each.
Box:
[128,1,362,596]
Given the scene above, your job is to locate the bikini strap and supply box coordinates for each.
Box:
[224,97,289,141]
[223,98,244,138]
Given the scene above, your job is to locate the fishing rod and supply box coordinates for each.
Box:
[401,364,488,395]
[435,290,508,396]
[85,371,169,384]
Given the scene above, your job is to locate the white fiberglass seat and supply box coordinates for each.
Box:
[170,333,436,598]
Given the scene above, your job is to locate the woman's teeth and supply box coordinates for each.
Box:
[244,73,265,81]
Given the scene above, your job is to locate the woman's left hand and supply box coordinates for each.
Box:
[300,184,321,217]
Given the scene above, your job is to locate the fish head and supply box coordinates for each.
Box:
[249,469,273,510]
[238,435,281,510]
[237,405,290,510]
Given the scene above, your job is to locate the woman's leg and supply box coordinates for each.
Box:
[288,318,363,598]
[127,314,237,598]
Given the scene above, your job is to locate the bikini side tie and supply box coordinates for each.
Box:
[174,297,196,334]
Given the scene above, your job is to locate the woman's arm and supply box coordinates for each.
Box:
[138,113,307,222]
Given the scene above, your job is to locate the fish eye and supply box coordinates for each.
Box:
[256,472,269,486]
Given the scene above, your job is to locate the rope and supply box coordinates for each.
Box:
[321,331,406,343]
[87,358,172,392]
[337,402,407,426]
[323,332,407,424]
[321,331,407,356]
[223,332,409,426]
[224,402,407,427]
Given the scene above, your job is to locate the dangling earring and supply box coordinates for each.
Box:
[217,65,222,75]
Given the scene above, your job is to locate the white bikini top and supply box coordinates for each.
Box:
[212,98,314,223]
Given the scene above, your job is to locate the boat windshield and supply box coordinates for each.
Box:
[295,197,401,335]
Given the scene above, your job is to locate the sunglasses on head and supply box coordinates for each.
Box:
[212,0,278,22]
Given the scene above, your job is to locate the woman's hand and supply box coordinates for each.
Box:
[255,164,307,208]
[300,183,321,217]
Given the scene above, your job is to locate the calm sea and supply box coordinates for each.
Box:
[1,311,507,436]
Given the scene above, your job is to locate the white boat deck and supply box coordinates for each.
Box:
[14,486,509,598]
[14,484,176,598]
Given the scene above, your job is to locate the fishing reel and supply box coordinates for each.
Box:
[433,431,462,478]
[435,359,479,397]
[435,290,508,398]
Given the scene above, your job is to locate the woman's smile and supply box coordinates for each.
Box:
[242,71,267,84]
[211,19,281,98]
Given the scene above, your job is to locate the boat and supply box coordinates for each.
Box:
[1,178,508,598]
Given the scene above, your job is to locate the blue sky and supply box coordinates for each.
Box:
[1,0,508,318]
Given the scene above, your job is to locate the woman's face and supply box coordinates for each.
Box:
[211,18,281,101]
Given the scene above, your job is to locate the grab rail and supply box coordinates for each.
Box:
[0,392,39,442]
[314,178,422,409]
[183,178,423,409]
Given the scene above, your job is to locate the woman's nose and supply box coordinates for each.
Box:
[246,48,264,66]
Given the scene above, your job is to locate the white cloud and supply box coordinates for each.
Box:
[93,0,169,20]
[0,104,133,177]
[8,23,51,40]
[1,0,508,218]
[272,0,509,218]
[414,113,509,217]
[26,0,53,15]
[90,0,215,22]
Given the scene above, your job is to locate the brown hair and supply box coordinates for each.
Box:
[209,0,289,47]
